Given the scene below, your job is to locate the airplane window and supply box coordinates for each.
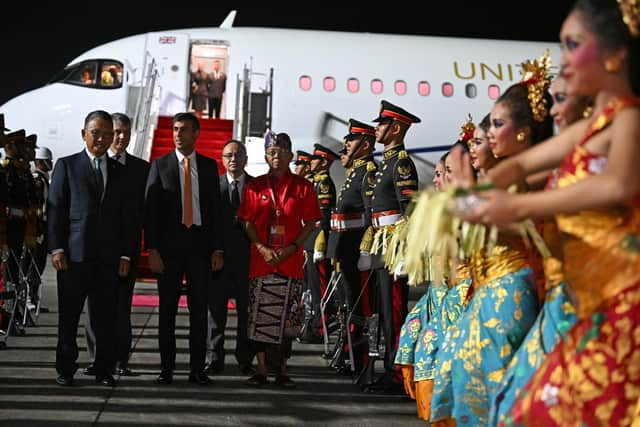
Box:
[347,78,359,93]
[465,83,477,98]
[100,62,123,88]
[488,84,501,100]
[442,82,454,97]
[418,81,430,96]
[323,77,336,92]
[299,75,312,91]
[395,80,407,96]
[67,62,98,86]
[371,79,383,94]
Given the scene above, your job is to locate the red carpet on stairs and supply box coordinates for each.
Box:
[137,116,234,282]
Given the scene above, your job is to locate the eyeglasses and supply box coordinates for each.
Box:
[86,129,114,139]
[222,153,245,159]
[265,149,290,157]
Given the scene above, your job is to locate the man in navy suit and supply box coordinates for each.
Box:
[206,140,254,375]
[48,110,135,387]
[83,113,150,377]
[144,112,224,385]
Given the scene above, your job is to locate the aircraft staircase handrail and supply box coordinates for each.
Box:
[131,54,159,160]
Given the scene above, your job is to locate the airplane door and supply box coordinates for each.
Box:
[146,32,190,115]
[236,65,273,142]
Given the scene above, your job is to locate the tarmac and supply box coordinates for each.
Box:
[0,261,426,426]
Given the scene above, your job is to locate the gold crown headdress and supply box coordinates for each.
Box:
[520,49,552,123]
[459,113,475,144]
[618,0,640,38]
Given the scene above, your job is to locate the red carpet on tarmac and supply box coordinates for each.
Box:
[131,294,236,309]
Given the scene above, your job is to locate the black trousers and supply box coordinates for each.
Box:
[85,258,138,367]
[207,266,252,369]
[207,96,222,119]
[56,260,118,378]
[4,218,25,286]
[157,228,210,373]
[375,267,408,374]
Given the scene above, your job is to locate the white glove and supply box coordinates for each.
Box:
[313,250,325,262]
[357,251,371,271]
[394,260,407,278]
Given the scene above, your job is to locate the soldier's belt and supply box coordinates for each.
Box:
[331,212,365,231]
[7,207,26,218]
[372,210,401,228]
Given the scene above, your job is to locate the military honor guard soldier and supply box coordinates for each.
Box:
[325,119,378,373]
[299,143,339,343]
[361,100,420,393]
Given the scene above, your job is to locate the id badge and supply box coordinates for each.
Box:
[269,224,286,248]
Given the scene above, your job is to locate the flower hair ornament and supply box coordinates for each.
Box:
[459,113,475,146]
[520,49,552,123]
[618,0,639,38]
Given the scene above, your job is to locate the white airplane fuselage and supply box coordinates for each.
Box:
[0,25,558,184]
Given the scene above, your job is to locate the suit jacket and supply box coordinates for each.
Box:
[47,150,135,263]
[219,173,253,274]
[144,151,222,256]
[207,72,226,98]
[122,152,150,261]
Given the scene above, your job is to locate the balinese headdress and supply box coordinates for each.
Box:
[459,114,475,145]
[618,0,640,38]
[264,129,278,149]
[520,49,552,123]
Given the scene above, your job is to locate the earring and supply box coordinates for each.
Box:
[582,106,593,118]
[516,132,526,142]
[604,59,620,73]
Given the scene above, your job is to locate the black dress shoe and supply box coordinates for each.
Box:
[204,363,224,375]
[156,371,173,384]
[56,375,74,386]
[83,364,96,376]
[96,374,116,387]
[188,371,211,385]
[115,367,138,377]
[240,365,256,376]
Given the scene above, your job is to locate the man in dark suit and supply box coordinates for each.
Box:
[48,110,135,387]
[206,140,254,375]
[83,113,149,377]
[207,60,226,119]
[144,112,224,385]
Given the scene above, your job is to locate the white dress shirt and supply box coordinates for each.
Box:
[85,148,107,190]
[226,172,245,203]
[108,148,126,166]
[175,149,202,226]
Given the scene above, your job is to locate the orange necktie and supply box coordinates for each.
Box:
[183,157,193,228]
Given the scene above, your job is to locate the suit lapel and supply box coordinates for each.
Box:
[168,152,181,216]
[220,174,229,203]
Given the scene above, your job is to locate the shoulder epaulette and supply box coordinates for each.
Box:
[314,173,328,183]
[367,161,377,172]
[398,150,409,160]
[0,159,9,168]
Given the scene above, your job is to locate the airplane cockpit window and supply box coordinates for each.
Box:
[394,80,407,96]
[323,77,336,92]
[488,85,501,100]
[418,81,431,96]
[347,78,359,93]
[442,82,454,97]
[465,83,477,98]
[49,60,124,89]
[299,75,312,91]
[100,62,123,87]
[371,79,383,94]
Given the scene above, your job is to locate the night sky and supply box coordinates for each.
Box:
[0,5,572,106]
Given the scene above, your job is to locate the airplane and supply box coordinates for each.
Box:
[0,10,559,186]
